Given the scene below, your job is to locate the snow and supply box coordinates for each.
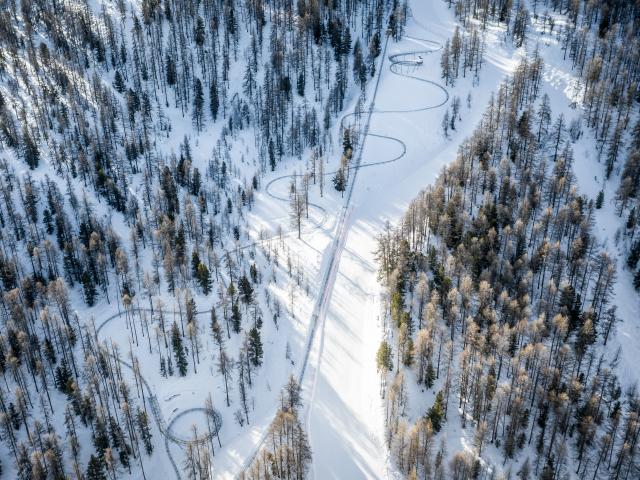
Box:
[2,0,638,478]
[300,1,512,477]
[524,6,640,390]
[301,0,639,477]
[113,0,639,476]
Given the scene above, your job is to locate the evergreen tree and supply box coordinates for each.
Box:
[136,409,154,455]
[86,454,106,480]
[113,70,125,93]
[197,263,212,294]
[191,250,201,278]
[596,189,604,209]
[8,403,21,429]
[376,340,393,372]
[193,78,204,131]
[427,391,445,432]
[333,168,347,196]
[238,274,254,304]
[425,362,436,388]
[54,359,72,393]
[166,55,177,86]
[210,78,219,121]
[93,417,110,455]
[627,240,640,269]
[82,271,97,306]
[231,303,242,333]
[22,129,39,169]
[248,326,263,367]
[171,321,188,376]
[269,140,276,171]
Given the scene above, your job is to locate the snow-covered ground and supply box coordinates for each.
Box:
[3,0,637,477]
[301,0,640,478]
[527,12,640,390]
[115,0,638,476]
[301,1,514,477]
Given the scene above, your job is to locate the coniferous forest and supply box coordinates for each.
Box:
[0,0,639,478]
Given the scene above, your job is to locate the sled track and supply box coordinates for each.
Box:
[95,309,222,480]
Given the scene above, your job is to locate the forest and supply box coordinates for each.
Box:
[377,0,640,478]
[0,0,402,478]
[1,0,640,478]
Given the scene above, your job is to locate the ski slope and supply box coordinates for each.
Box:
[303,2,458,478]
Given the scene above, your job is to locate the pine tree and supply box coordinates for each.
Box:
[8,403,21,429]
[376,340,393,372]
[191,250,201,278]
[634,269,640,290]
[43,208,54,234]
[231,303,242,333]
[54,358,72,393]
[93,417,110,455]
[171,321,188,376]
[333,168,347,196]
[160,356,167,377]
[248,326,263,367]
[425,362,436,388]
[193,78,204,131]
[269,140,276,171]
[86,454,106,480]
[238,274,254,304]
[22,129,39,169]
[210,78,219,121]
[627,240,640,269]
[113,70,125,93]
[82,271,97,306]
[197,263,212,294]
[136,409,154,455]
[427,391,445,432]
[166,55,177,86]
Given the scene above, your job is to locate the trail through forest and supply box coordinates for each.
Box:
[302,3,451,478]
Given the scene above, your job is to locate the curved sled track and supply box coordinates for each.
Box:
[94,308,222,479]
[262,34,448,238]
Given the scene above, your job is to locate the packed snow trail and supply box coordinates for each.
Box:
[237,30,395,476]
[241,3,449,477]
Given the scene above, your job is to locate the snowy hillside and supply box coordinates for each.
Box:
[0,0,639,479]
